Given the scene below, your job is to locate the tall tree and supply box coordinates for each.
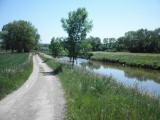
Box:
[61,8,92,63]
[1,20,40,52]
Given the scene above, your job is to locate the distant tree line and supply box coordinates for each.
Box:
[85,28,160,53]
[78,28,160,53]
[49,28,160,60]
[0,20,40,52]
[116,28,160,53]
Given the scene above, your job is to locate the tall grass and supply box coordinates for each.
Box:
[40,54,160,120]
[91,52,160,70]
[0,53,33,99]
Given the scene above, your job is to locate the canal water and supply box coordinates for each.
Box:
[59,57,160,96]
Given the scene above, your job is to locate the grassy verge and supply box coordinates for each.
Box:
[91,52,160,70]
[40,54,160,120]
[0,53,33,99]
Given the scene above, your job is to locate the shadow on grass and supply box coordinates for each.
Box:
[52,65,63,75]
[43,58,51,63]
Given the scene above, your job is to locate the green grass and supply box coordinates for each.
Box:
[90,52,160,70]
[40,54,160,120]
[0,53,33,99]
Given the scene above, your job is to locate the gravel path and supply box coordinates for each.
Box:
[0,55,66,120]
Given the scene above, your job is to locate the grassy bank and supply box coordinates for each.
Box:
[91,52,160,70]
[40,54,160,120]
[0,53,33,99]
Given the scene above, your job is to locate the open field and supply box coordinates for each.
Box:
[0,53,33,99]
[91,52,160,70]
[40,54,160,120]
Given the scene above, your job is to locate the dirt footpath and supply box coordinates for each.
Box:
[0,55,66,120]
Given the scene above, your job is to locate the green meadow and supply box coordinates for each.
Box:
[0,53,33,99]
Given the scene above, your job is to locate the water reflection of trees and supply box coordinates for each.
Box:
[124,69,160,83]
[86,60,160,83]
[80,61,101,70]
[124,71,149,81]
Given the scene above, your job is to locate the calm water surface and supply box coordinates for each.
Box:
[59,57,160,96]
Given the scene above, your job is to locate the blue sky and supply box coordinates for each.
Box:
[0,0,160,43]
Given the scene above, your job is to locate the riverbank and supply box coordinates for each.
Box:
[90,52,160,70]
[0,53,33,99]
[40,53,160,120]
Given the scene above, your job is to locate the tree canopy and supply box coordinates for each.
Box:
[61,8,92,63]
[1,20,40,52]
[117,28,160,53]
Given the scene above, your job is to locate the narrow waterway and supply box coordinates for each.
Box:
[59,57,160,96]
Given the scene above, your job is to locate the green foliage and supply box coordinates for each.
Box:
[42,55,160,120]
[87,36,102,51]
[49,37,63,57]
[1,20,40,52]
[115,37,127,51]
[79,28,160,53]
[61,8,92,62]
[103,38,117,51]
[91,52,160,69]
[85,36,117,52]
[0,53,32,99]
[80,39,92,52]
[116,28,160,53]
[79,39,93,58]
